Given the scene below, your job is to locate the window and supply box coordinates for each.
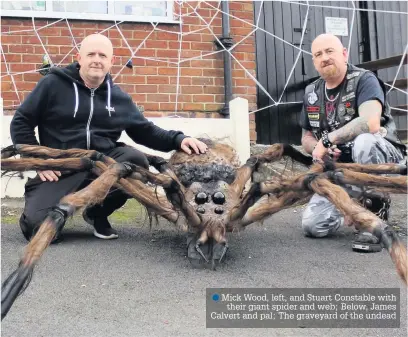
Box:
[1,0,176,23]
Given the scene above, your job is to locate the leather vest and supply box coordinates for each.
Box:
[304,65,406,154]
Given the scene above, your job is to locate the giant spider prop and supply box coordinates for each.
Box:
[1,140,407,320]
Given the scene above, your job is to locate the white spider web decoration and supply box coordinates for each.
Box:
[1,0,407,121]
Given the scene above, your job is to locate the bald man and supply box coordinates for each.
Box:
[299,34,405,252]
[11,34,208,242]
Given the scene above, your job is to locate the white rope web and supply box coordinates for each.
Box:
[1,0,407,117]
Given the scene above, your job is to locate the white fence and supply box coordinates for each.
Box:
[1,97,250,198]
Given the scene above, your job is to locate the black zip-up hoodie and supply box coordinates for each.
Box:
[10,62,186,153]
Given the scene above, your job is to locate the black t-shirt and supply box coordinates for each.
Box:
[299,72,385,132]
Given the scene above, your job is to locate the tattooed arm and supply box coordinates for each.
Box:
[312,100,381,162]
[328,100,382,145]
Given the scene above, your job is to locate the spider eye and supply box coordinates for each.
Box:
[195,192,208,204]
[214,207,224,214]
[213,192,225,205]
[196,206,205,214]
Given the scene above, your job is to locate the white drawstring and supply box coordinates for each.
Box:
[107,81,111,117]
[73,80,112,118]
[72,82,79,117]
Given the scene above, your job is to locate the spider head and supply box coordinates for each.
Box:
[169,139,243,268]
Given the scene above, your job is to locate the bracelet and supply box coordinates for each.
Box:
[321,131,333,148]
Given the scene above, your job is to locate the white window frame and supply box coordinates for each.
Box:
[1,0,178,24]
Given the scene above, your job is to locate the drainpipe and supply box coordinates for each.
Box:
[216,1,234,117]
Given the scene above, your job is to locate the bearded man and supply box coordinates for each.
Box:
[299,34,406,252]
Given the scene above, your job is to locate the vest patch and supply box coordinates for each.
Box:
[346,79,354,92]
[308,91,318,105]
[341,92,355,102]
[306,106,320,112]
[347,71,360,80]
[338,103,345,115]
[346,107,355,116]
[307,113,319,120]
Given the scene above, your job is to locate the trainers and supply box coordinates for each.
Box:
[83,209,118,240]
[93,226,119,240]
[351,231,382,253]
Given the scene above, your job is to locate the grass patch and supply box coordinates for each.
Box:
[109,199,152,226]
[1,199,153,227]
[1,215,19,225]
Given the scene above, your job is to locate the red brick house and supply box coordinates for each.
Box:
[1,1,258,142]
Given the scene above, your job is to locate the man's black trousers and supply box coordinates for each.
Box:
[19,146,149,241]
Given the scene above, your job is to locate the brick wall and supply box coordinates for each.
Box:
[1,1,257,142]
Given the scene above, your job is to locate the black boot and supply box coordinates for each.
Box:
[358,190,391,222]
[352,190,391,253]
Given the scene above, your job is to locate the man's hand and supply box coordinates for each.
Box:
[312,140,329,163]
[301,129,318,154]
[38,170,61,182]
[180,138,208,155]
[328,146,342,162]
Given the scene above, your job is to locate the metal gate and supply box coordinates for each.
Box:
[255,1,407,144]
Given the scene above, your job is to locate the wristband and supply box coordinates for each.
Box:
[321,131,333,148]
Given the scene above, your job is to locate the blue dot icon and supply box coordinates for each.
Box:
[212,294,220,301]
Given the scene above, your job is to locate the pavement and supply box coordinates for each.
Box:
[1,195,407,337]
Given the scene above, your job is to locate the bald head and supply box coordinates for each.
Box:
[311,34,344,53]
[77,34,115,88]
[79,34,113,57]
[311,34,348,85]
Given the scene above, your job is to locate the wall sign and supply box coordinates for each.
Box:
[325,17,348,36]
